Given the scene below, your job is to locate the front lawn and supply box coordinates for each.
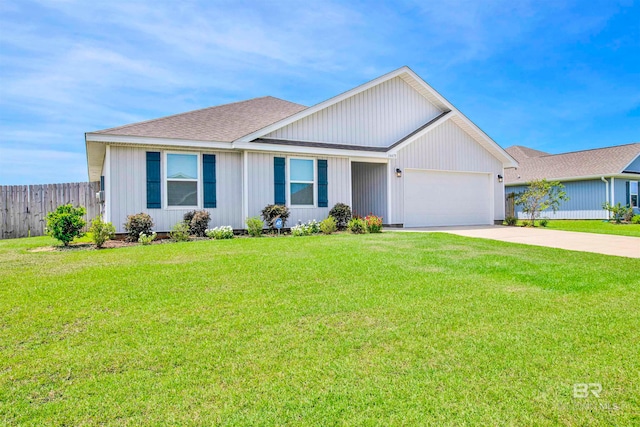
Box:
[1,233,639,425]
[542,219,640,237]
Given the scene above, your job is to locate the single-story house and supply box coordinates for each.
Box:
[86,66,518,232]
[504,143,640,219]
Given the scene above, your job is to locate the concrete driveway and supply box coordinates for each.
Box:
[393,225,640,258]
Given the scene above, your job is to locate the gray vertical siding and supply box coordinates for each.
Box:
[351,162,387,219]
[624,155,640,173]
[506,179,608,219]
[389,120,504,224]
[247,152,351,226]
[109,145,243,232]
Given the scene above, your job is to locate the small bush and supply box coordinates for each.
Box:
[291,220,320,237]
[246,216,264,237]
[45,204,86,246]
[138,232,157,245]
[632,215,640,224]
[320,217,337,234]
[365,215,383,233]
[603,202,629,224]
[521,220,531,227]
[261,205,290,230]
[124,213,154,242]
[539,218,549,227]
[623,207,634,223]
[347,217,367,234]
[206,226,234,240]
[170,221,191,242]
[185,210,210,237]
[504,216,518,226]
[89,216,115,248]
[329,203,352,229]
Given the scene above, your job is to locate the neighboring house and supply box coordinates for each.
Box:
[86,66,517,232]
[504,143,640,219]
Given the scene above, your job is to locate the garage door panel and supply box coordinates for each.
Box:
[404,170,492,227]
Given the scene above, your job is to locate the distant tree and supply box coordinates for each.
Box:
[515,179,568,226]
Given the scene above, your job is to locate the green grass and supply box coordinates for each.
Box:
[1,233,639,425]
[540,219,640,237]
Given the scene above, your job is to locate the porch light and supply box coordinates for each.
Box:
[497,174,503,182]
[396,168,402,178]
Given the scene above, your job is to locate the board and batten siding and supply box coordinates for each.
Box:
[389,119,504,224]
[624,155,640,173]
[506,179,608,219]
[108,145,243,232]
[265,77,443,147]
[351,162,387,219]
[246,152,351,225]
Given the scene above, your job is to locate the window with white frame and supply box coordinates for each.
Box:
[166,153,198,207]
[630,181,638,208]
[289,158,315,206]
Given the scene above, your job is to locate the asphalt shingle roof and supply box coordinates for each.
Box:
[505,143,640,184]
[93,96,307,142]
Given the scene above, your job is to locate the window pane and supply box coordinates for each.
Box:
[632,195,638,208]
[168,181,197,206]
[291,183,314,205]
[631,181,638,194]
[290,159,313,181]
[167,154,197,179]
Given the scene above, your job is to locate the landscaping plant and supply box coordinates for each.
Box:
[205,226,234,240]
[633,215,640,224]
[320,216,337,234]
[246,216,264,237]
[329,203,352,229]
[138,232,157,245]
[261,204,290,230]
[515,179,568,226]
[89,216,116,248]
[124,213,154,242]
[365,215,383,233]
[602,202,631,224]
[347,217,367,234]
[504,216,518,226]
[170,221,191,242]
[45,204,86,246]
[184,210,210,237]
[291,220,320,237]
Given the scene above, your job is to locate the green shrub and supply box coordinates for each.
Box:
[184,210,210,237]
[632,215,640,224]
[504,216,518,226]
[320,217,337,234]
[124,213,154,242]
[89,216,115,248]
[521,220,531,227]
[261,205,290,230]
[291,220,320,237]
[365,215,383,233]
[623,207,635,223]
[347,217,367,234]
[246,216,264,237]
[329,203,352,229]
[205,226,234,239]
[45,204,86,246]
[170,221,191,242]
[539,219,549,227]
[603,202,629,224]
[138,232,157,245]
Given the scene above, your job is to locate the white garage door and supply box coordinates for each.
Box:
[404,170,493,227]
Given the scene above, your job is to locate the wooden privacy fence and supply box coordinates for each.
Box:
[505,192,515,218]
[0,182,101,239]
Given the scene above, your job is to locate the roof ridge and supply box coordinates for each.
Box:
[537,142,640,158]
[93,96,303,134]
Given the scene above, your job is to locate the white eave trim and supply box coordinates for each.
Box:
[620,152,640,173]
[505,173,640,186]
[85,133,233,150]
[233,141,389,158]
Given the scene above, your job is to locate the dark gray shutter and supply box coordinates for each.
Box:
[317,159,328,207]
[146,152,161,209]
[203,154,217,208]
[100,176,104,191]
[626,181,630,206]
[274,157,286,205]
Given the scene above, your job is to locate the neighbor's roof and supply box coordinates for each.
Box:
[504,143,640,184]
[92,96,307,142]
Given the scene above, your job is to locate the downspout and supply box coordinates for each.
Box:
[601,176,609,219]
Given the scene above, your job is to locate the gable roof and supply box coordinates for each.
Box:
[93,96,307,142]
[504,143,640,184]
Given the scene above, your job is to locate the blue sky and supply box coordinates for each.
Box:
[1,0,638,185]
